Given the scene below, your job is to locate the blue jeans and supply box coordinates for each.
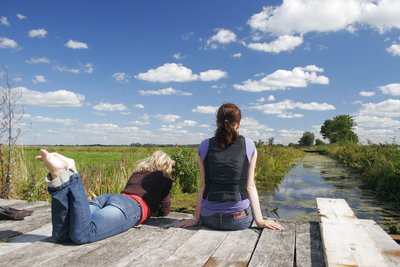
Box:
[200,207,253,231]
[48,173,141,244]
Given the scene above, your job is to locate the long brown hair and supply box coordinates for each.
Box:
[215,103,241,149]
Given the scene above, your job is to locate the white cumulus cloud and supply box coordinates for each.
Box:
[28,29,47,38]
[355,115,400,128]
[241,117,274,132]
[251,99,335,118]
[173,53,185,60]
[92,102,127,112]
[199,70,228,81]
[1,16,10,26]
[360,99,400,117]
[135,63,227,83]
[359,91,376,97]
[54,66,80,74]
[54,63,93,74]
[232,53,242,58]
[134,104,145,109]
[180,120,197,127]
[192,105,219,114]
[16,14,27,20]
[207,28,237,48]
[0,37,19,50]
[9,87,85,107]
[379,83,400,96]
[29,115,77,125]
[387,43,400,56]
[112,72,130,83]
[26,57,50,64]
[139,87,192,96]
[233,65,329,92]
[32,75,48,84]
[247,35,303,53]
[155,114,181,123]
[65,40,89,49]
[81,63,93,73]
[248,0,400,35]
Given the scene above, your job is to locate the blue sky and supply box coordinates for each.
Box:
[1,0,400,145]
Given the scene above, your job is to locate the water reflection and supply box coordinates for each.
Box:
[260,153,400,231]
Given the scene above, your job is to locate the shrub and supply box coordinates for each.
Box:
[171,147,199,194]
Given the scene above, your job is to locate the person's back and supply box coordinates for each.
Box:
[176,103,284,231]
[203,136,249,202]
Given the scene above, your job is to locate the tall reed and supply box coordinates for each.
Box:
[322,144,400,204]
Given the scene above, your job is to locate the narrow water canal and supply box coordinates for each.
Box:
[260,153,400,232]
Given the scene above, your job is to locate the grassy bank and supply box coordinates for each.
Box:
[2,145,303,213]
[322,144,400,205]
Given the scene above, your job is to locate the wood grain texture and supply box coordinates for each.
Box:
[296,221,326,267]
[248,221,296,267]
[317,198,395,267]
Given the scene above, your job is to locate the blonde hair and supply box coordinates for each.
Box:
[133,150,175,178]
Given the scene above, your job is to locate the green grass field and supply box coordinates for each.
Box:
[2,145,304,213]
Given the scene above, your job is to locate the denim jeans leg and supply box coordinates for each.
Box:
[74,194,141,243]
[49,173,141,244]
[48,182,72,242]
[48,173,92,243]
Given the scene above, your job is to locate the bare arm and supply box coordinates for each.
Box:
[175,156,205,227]
[247,149,284,230]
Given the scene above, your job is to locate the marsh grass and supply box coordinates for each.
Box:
[322,144,400,204]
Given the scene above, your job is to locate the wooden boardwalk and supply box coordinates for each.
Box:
[317,198,400,267]
[0,198,326,267]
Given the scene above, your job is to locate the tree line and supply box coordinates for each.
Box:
[298,114,358,146]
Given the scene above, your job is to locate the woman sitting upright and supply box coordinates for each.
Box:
[177,103,284,231]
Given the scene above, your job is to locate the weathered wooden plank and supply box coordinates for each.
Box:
[295,221,325,267]
[0,198,28,206]
[0,199,49,210]
[0,223,52,256]
[1,232,106,266]
[248,221,296,267]
[0,205,51,240]
[1,225,165,266]
[162,228,230,267]
[204,228,261,267]
[145,211,193,228]
[58,224,185,267]
[359,219,400,266]
[117,227,197,267]
[317,198,392,267]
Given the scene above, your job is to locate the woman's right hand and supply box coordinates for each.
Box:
[175,218,198,228]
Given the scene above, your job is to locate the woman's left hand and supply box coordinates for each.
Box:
[175,218,198,228]
[257,219,285,230]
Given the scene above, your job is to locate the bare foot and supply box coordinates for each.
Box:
[35,149,75,180]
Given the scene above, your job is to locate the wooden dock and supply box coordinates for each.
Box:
[0,198,326,266]
[0,198,399,266]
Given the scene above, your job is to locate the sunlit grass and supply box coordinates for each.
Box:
[6,145,304,213]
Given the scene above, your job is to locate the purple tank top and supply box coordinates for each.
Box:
[198,137,256,216]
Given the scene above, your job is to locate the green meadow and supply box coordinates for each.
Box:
[2,145,304,213]
[3,144,398,213]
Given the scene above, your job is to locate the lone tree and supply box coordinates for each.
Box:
[0,67,24,198]
[320,114,358,144]
[298,131,315,146]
